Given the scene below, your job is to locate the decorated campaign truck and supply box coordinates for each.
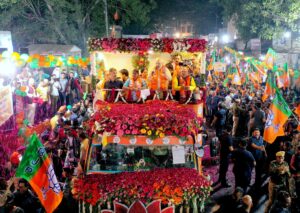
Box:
[72,37,212,213]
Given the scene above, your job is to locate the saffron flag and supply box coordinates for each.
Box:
[207,70,213,83]
[294,104,300,118]
[231,67,242,86]
[263,90,292,143]
[207,49,216,71]
[264,48,276,70]
[16,134,63,213]
[262,71,276,102]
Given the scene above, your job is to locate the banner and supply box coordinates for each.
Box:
[0,86,13,126]
[213,62,226,72]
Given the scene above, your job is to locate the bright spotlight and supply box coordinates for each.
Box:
[174,32,181,38]
[284,31,291,38]
[221,34,230,43]
[97,52,104,61]
[148,49,154,54]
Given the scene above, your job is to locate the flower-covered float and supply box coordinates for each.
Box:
[72,37,212,213]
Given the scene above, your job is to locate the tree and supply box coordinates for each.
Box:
[215,0,300,41]
[0,0,156,55]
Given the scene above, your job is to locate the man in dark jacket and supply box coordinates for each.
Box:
[215,125,234,187]
[13,179,41,213]
[211,103,227,138]
[232,139,256,193]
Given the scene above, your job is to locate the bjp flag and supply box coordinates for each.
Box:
[263,90,292,143]
[264,48,276,70]
[262,71,276,102]
[231,67,242,86]
[16,134,63,213]
[294,104,300,118]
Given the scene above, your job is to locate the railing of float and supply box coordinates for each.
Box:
[98,88,196,104]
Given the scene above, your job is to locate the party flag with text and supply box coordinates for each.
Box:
[16,134,63,213]
[263,90,292,143]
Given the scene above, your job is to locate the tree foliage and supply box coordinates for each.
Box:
[216,0,300,41]
[0,0,156,55]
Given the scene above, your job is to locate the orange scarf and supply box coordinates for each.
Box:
[179,76,191,98]
[150,66,169,90]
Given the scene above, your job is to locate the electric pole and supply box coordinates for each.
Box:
[103,0,109,37]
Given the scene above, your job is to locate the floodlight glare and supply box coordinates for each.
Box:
[221,34,230,43]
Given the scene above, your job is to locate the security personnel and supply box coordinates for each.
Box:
[265,151,291,213]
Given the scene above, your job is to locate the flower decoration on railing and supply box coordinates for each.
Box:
[88,38,207,53]
[132,52,150,71]
[101,38,119,52]
[118,38,139,52]
[136,39,152,52]
[72,168,212,210]
[187,39,207,53]
[162,38,174,53]
[172,40,191,52]
[90,100,202,139]
[101,200,174,213]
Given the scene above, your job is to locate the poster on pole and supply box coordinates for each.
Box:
[0,86,13,126]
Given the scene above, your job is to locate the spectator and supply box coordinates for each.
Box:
[50,75,62,116]
[290,146,300,199]
[59,72,68,105]
[211,103,227,138]
[214,125,234,188]
[269,191,292,213]
[212,187,244,212]
[249,128,267,188]
[251,102,266,134]
[236,195,253,213]
[232,139,256,193]
[13,179,41,213]
[232,97,244,137]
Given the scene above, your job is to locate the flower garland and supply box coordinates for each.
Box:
[72,168,212,208]
[91,100,202,139]
[88,38,207,53]
[132,52,150,71]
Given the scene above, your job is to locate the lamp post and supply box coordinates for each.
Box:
[103,0,109,37]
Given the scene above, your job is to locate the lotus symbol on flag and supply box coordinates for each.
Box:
[265,110,274,129]
[41,164,61,200]
[265,109,280,132]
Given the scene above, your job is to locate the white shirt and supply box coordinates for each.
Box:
[51,81,61,96]
[224,95,232,109]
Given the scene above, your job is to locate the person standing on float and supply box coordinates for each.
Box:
[148,59,172,99]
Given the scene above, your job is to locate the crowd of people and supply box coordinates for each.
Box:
[207,76,300,212]
[0,52,299,212]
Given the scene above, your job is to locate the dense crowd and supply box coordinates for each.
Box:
[0,52,299,212]
[206,78,300,212]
